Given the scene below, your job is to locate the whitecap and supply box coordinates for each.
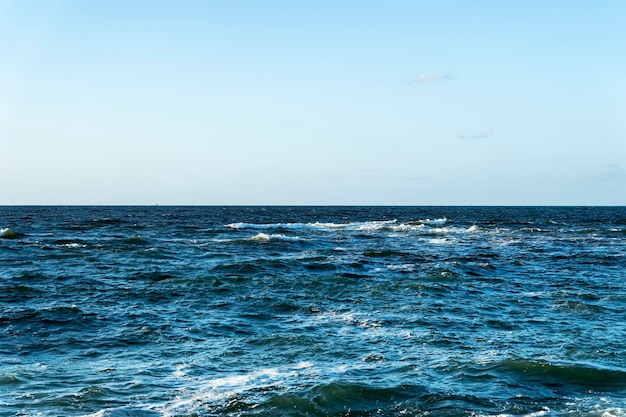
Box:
[61,242,87,249]
[480,409,552,417]
[387,264,416,272]
[390,223,425,232]
[420,217,448,225]
[80,408,160,417]
[0,228,21,239]
[249,233,271,242]
[428,238,448,244]
[161,362,316,415]
[226,222,334,230]
[247,233,300,242]
[225,222,273,229]
[308,221,350,229]
[172,363,188,379]
[225,220,397,232]
[352,220,397,231]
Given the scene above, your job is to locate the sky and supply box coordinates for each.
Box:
[1,0,625,205]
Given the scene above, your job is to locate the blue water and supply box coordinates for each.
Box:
[1,206,625,417]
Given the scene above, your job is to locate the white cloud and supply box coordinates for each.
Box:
[458,129,494,139]
[401,73,456,84]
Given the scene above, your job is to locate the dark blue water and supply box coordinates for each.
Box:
[1,206,625,417]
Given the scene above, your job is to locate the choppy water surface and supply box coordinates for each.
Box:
[1,206,625,417]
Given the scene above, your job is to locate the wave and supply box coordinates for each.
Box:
[79,393,626,417]
[492,359,626,390]
[248,233,301,242]
[0,228,24,239]
[216,233,303,244]
[226,220,398,231]
[53,238,89,248]
[362,249,411,258]
[211,258,297,275]
[411,217,448,225]
[160,362,316,416]
[226,221,330,230]
[77,358,626,417]
[427,237,449,244]
[222,224,481,245]
[225,220,468,235]
[81,409,160,417]
[149,377,571,417]
[256,382,430,416]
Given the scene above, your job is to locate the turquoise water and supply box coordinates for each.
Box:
[1,206,625,417]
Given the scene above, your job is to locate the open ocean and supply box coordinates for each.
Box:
[1,206,625,417]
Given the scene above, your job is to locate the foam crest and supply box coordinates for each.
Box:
[224,220,487,243]
[390,223,425,232]
[80,408,160,417]
[387,263,416,272]
[226,220,398,232]
[226,222,272,229]
[248,233,301,242]
[353,220,397,231]
[480,403,626,417]
[481,408,552,417]
[428,238,449,244]
[0,228,21,239]
[226,222,334,230]
[249,232,270,242]
[161,362,315,415]
[422,217,448,225]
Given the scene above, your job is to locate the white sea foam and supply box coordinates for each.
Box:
[422,217,448,225]
[390,223,425,232]
[80,408,160,417]
[226,222,341,230]
[160,362,316,416]
[353,220,397,231]
[478,400,626,417]
[311,221,351,229]
[428,238,449,244]
[482,409,553,417]
[389,221,483,236]
[226,220,398,232]
[247,233,300,242]
[387,263,416,272]
[249,233,271,241]
[0,228,19,239]
[172,363,188,379]
[599,407,625,417]
[60,242,87,249]
[304,309,383,333]
[215,233,302,243]
[226,222,272,229]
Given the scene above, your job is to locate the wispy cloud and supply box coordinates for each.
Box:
[401,73,457,84]
[458,129,494,139]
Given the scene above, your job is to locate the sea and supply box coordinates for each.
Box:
[1,206,625,417]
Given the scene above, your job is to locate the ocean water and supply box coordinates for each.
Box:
[1,206,625,417]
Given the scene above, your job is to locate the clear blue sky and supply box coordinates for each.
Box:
[1,0,624,205]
